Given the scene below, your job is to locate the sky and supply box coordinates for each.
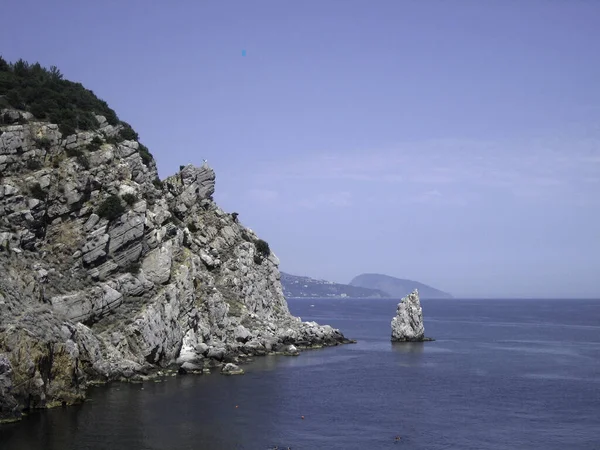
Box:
[2,0,599,298]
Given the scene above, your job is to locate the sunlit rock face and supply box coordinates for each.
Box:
[391,290,426,342]
[0,109,350,422]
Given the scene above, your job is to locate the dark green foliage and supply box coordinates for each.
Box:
[126,262,141,274]
[138,143,153,165]
[87,136,103,152]
[0,58,120,135]
[231,212,239,222]
[152,178,163,189]
[34,137,52,150]
[65,147,83,158]
[122,193,137,206]
[119,122,138,141]
[187,222,198,233]
[26,159,43,170]
[106,135,120,146]
[97,195,125,220]
[29,182,46,200]
[76,153,90,169]
[179,165,185,171]
[255,239,270,257]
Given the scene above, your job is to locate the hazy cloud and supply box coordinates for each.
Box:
[248,134,600,207]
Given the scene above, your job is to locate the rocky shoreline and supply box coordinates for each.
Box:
[0,108,353,423]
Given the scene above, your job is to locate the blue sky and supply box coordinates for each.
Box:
[2,0,599,298]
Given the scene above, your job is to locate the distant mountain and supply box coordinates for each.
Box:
[349,274,453,299]
[280,272,390,298]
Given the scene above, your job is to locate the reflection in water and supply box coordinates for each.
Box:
[391,342,426,354]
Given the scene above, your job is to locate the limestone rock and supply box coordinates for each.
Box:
[0,109,351,421]
[391,289,427,342]
[0,355,19,422]
[221,363,244,375]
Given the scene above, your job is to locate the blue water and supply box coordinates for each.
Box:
[2,298,600,449]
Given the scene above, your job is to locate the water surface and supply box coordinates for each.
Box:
[2,298,599,449]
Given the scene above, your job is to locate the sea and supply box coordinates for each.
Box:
[1,298,600,450]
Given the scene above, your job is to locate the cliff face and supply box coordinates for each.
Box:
[0,109,349,422]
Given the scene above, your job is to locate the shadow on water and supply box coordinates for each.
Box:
[390,341,426,355]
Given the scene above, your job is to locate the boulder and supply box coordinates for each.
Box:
[221,363,244,375]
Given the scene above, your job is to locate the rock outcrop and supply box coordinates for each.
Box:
[0,108,351,422]
[390,289,429,342]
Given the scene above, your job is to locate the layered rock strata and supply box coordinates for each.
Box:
[0,109,351,422]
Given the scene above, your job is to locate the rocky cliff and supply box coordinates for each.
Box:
[0,108,350,422]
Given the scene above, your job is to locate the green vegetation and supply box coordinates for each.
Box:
[255,239,270,257]
[138,143,152,165]
[29,182,46,200]
[0,57,118,135]
[65,147,83,158]
[77,153,90,169]
[0,57,155,164]
[87,136,103,152]
[187,222,198,233]
[26,159,43,170]
[34,137,52,150]
[97,195,125,220]
[119,122,138,141]
[63,147,90,169]
[122,193,137,206]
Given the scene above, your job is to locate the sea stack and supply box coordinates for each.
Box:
[391,289,428,342]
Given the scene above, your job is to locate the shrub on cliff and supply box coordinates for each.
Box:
[119,122,139,141]
[138,143,153,165]
[97,195,125,220]
[29,182,46,200]
[255,239,270,257]
[122,193,137,206]
[87,136,103,152]
[34,137,52,150]
[0,57,118,131]
[26,159,43,170]
[0,57,158,165]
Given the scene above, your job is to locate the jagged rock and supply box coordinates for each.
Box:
[284,345,300,356]
[0,109,351,422]
[391,289,428,342]
[234,325,253,343]
[221,363,244,375]
[178,361,203,374]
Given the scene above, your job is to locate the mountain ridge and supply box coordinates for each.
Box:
[350,273,453,299]
[280,272,389,298]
